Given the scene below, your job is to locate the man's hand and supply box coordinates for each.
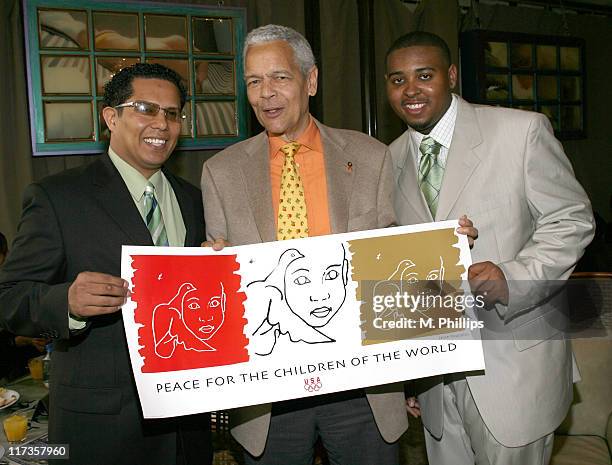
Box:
[468,261,509,307]
[456,215,478,248]
[406,397,421,418]
[14,336,48,352]
[201,238,230,251]
[68,272,129,318]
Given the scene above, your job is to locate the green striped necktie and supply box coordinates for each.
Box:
[418,136,444,217]
[144,182,169,246]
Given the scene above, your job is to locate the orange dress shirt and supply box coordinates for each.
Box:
[269,117,331,237]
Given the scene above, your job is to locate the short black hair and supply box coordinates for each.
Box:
[102,63,187,109]
[0,231,7,256]
[386,31,452,68]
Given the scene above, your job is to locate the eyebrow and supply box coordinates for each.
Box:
[291,268,310,275]
[325,264,341,271]
[186,297,199,301]
[387,66,436,76]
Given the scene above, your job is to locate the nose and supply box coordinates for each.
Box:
[402,77,420,97]
[151,109,169,130]
[309,293,330,302]
[260,77,276,99]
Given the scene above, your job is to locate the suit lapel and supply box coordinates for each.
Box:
[393,131,432,223]
[92,154,153,246]
[436,97,483,220]
[317,121,353,234]
[240,132,276,243]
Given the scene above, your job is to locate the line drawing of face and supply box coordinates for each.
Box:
[399,256,445,314]
[283,245,348,328]
[182,283,226,341]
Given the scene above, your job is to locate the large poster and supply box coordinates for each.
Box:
[121,221,485,418]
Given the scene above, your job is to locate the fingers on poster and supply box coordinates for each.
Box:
[126,227,469,373]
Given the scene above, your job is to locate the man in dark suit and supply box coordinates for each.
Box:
[0,63,211,465]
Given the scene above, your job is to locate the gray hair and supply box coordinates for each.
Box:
[243,24,316,76]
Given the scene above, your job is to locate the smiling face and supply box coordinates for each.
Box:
[182,283,226,341]
[385,45,457,134]
[102,78,182,178]
[284,246,348,328]
[244,40,317,141]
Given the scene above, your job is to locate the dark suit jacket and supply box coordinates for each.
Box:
[0,154,210,465]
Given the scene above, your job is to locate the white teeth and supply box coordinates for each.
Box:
[405,103,426,110]
[144,138,166,146]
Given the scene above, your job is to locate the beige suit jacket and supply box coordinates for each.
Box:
[390,96,594,447]
[202,118,408,457]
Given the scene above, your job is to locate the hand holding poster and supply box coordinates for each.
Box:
[121,220,485,418]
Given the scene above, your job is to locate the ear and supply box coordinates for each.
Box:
[306,65,318,97]
[102,106,119,132]
[448,64,458,90]
[342,259,349,286]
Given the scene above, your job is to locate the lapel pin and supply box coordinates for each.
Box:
[347,162,353,173]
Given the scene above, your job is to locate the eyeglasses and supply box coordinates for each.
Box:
[114,101,185,122]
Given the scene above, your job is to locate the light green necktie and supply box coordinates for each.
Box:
[418,136,444,217]
[144,182,169,246]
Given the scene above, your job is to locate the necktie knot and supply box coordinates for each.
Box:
[419,136,441,158]
[144,182,155,198]
[280,142,301,160]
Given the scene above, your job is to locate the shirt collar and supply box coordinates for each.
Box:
[409,93,458,150]
[107,147,164,202]
[268,115,323,159]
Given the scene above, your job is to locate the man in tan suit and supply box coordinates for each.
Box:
[202,25,408,465]
[385,32,594,465]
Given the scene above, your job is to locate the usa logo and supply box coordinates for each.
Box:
[304,376,322,392]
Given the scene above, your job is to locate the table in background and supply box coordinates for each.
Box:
[0,376,48,465]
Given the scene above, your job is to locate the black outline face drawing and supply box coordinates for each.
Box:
[181,283,227,341]
[283,245,349,328]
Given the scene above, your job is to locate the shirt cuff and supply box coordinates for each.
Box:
[68,313,87,330]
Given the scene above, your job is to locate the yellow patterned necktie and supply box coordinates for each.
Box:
[277,142,309,240]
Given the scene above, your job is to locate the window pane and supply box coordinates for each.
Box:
[41,56,90,94]
[561,105,582,131]
[93,12,139,51]
[560,47,580,71]
[180,101,192,137]
[539,105,559,131]
[485,74,508,100]
[485,41,507,67]
[537,76,557,100]
[146,58,190,95]
[145,15,187,52]
[511,43,532,69]
[192,18,233,54]
[560,77,581,101]
[195,61,235,95]
[38,9,88,50]
[96,57,140,94]
[44,101,93,141]
[536,45,557,70]
[195,101,237,136]
[512,75,533,100]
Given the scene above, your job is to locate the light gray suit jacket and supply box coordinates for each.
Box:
[202,118,409,457]
[390,96,594,447]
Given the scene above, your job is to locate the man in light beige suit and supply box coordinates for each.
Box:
[202,25,408,465]
[385,32,594,465]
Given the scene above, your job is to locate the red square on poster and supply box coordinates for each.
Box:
[130,254,248,373]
